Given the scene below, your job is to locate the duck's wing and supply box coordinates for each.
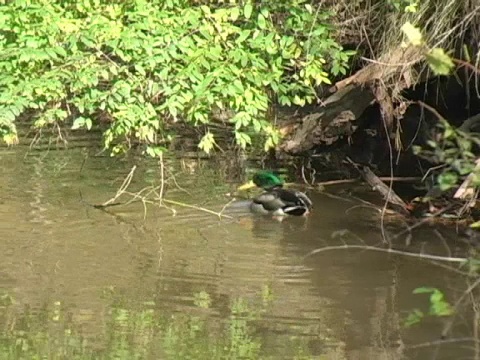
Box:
[293,190,313,209]
[252,191,286,211]
[275,189,313,214]
[252,189,313,214]
[274,189,312,206]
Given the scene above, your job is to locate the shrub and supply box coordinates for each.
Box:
[0,0,353,155]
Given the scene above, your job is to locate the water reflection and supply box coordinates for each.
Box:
[0,147,476,359]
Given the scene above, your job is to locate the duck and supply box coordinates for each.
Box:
[237,171,313,216]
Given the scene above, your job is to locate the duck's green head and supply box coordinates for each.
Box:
[238,171,284,191]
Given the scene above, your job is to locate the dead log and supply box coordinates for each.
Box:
[360,166,410,215]
[281,46,424,155]
[281,84,375,154]
[344,156,410,214]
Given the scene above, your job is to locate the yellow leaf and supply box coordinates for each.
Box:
[57,19,80,34]
[3,133,18,146]
[401,22,423,46]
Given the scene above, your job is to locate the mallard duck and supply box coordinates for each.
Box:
[238,171,313,216]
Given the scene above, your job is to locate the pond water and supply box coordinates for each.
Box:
[0,146,477,359]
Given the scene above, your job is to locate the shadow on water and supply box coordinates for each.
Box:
[0,146,478,359]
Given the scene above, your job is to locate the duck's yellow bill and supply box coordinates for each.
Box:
[237,180,256,191]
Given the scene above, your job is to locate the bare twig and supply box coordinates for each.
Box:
[219,198,237,218]
[421,164,448,183]
[417,100,447,122]
[305,244,467,263]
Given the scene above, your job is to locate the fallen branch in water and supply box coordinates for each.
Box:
[162,199,233,219]
[407,337,480,350]
[304,244,467,263]
[89,157,233,219]
[93,165,137,209]
[317,176,421,186]
[346,157,410,216]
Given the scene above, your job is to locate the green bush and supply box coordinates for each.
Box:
[0,0,353,155]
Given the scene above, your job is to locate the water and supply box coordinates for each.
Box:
[0,146,477,359]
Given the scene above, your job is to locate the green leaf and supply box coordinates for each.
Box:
[437,172,458,191]
[146,147,156,157]
[236,30,251,44]
[257,13,266,29]
[444,126,455,139]
[235,131,251,149]
[430,290,444,304]
[413,287,436,294]
[426,48,455,76]
[230,7,240,21]
[293,95,305,106]
[405,3,418,13]
[145,146,165,158]
[244,3,253,19]
[470,221,480,229]
[404,309,424,327]
[412,287,454,318]
[54,46,67,57]
[198,132,216,154]
[85,118,92,130]
[426,140,437,149]
[135,65,146,76]
[200,5,211,15]
[72,117,85,130]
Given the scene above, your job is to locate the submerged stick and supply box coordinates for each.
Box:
[162,199,233,219]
